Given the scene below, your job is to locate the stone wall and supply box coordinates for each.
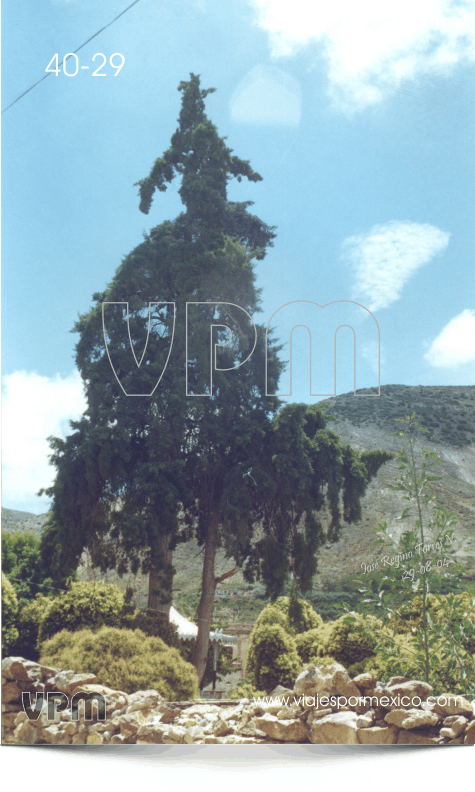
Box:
[2,656,475,745]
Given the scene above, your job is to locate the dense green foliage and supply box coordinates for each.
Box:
[245,405,392,598]
[252,596,323,636]
[122,607,182,649]
[2,573,19,654]
[388,592,475,647]
[294,628,325,664]
[318,614,382,667]
[246,597,326,691]
[38,581,126,643]
[246,623,302,692]
[2,531,56,600]
[10,595,51,661]
[39,626,199,699]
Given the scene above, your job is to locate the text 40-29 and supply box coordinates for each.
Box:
[46,53,125,77]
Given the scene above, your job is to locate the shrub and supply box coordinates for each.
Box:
[11,595,51,661]
[253,596,323,636]
[390,593,475,650]
[38,582,125,643]
[2,530,56,601]
[308,589,360,622]
[39,625,199,700]
[363,629,475,696]
[295,628,325,664]
[246,597,324,692]
[121,608,181,649]
[229,675,268,700]
[2,573,19,654]
[307,655,338,669]
[246,623,301,692]
[321,614,382,667]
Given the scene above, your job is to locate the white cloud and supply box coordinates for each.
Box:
[2,370,86,513]
[343,220,450,311]
[230,64,301,125]
[361,340,385,375]
[424,309,475,367]
[247,0,475,111]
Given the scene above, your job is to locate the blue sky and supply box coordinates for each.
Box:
[2,0,475,513]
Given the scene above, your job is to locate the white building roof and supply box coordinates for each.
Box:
[169,606,237,645]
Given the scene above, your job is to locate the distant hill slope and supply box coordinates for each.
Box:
[1,508,50,537]
[2,384,474,622]
[322,384,475,448]
[315,384,475,587]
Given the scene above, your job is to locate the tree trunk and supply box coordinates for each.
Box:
[192,515,218,686]
[147,532,173,617]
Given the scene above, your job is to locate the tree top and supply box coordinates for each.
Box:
[135,73,275,259]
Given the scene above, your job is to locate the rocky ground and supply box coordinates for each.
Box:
[3,656,475,746]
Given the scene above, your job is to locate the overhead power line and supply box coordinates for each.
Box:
[2,0,143,115]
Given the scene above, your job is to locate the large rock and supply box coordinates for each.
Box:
[294,663,360,702]
[432,695,474,718]
[269,685,294,700]
[357,726,398,744]
[309,711,359,744]
[464,720,475,745]
[384,680,432,707]
[352,673,377,693]
[2,658,41,682]
[136,720,168,744]
[397,728,441,745]
[384,708,439,729]
[126,689,161,713]
[154,703,179,723]
[356,710,374,728]
[254,713,307,743]
[41,724,71,745]
[48,670,98,695]
[2,682,22,703]
[119,711,147,738]
[213,719,234,737]
[13,720,39,745]
[71,683,127,718]
[439,716,468,739]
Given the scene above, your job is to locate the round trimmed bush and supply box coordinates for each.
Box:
[321,614,382,667]
[246,623,302,692]
[38,581,125,643]
[254,596,323,636]
[295,627,326,663]
[121,608,181,649]
[39,625,199,700]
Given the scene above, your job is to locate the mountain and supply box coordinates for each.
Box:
[315,384,475,588]
[2,384,474,623]
[1,508,50,537]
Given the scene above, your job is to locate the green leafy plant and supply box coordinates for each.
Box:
[39,625,199,700]
[343,414,475,694]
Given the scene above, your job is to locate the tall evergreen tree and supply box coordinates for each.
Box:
[41,74,391,685]
[40,74,279,636]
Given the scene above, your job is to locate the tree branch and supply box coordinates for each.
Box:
[214,566,238,585]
